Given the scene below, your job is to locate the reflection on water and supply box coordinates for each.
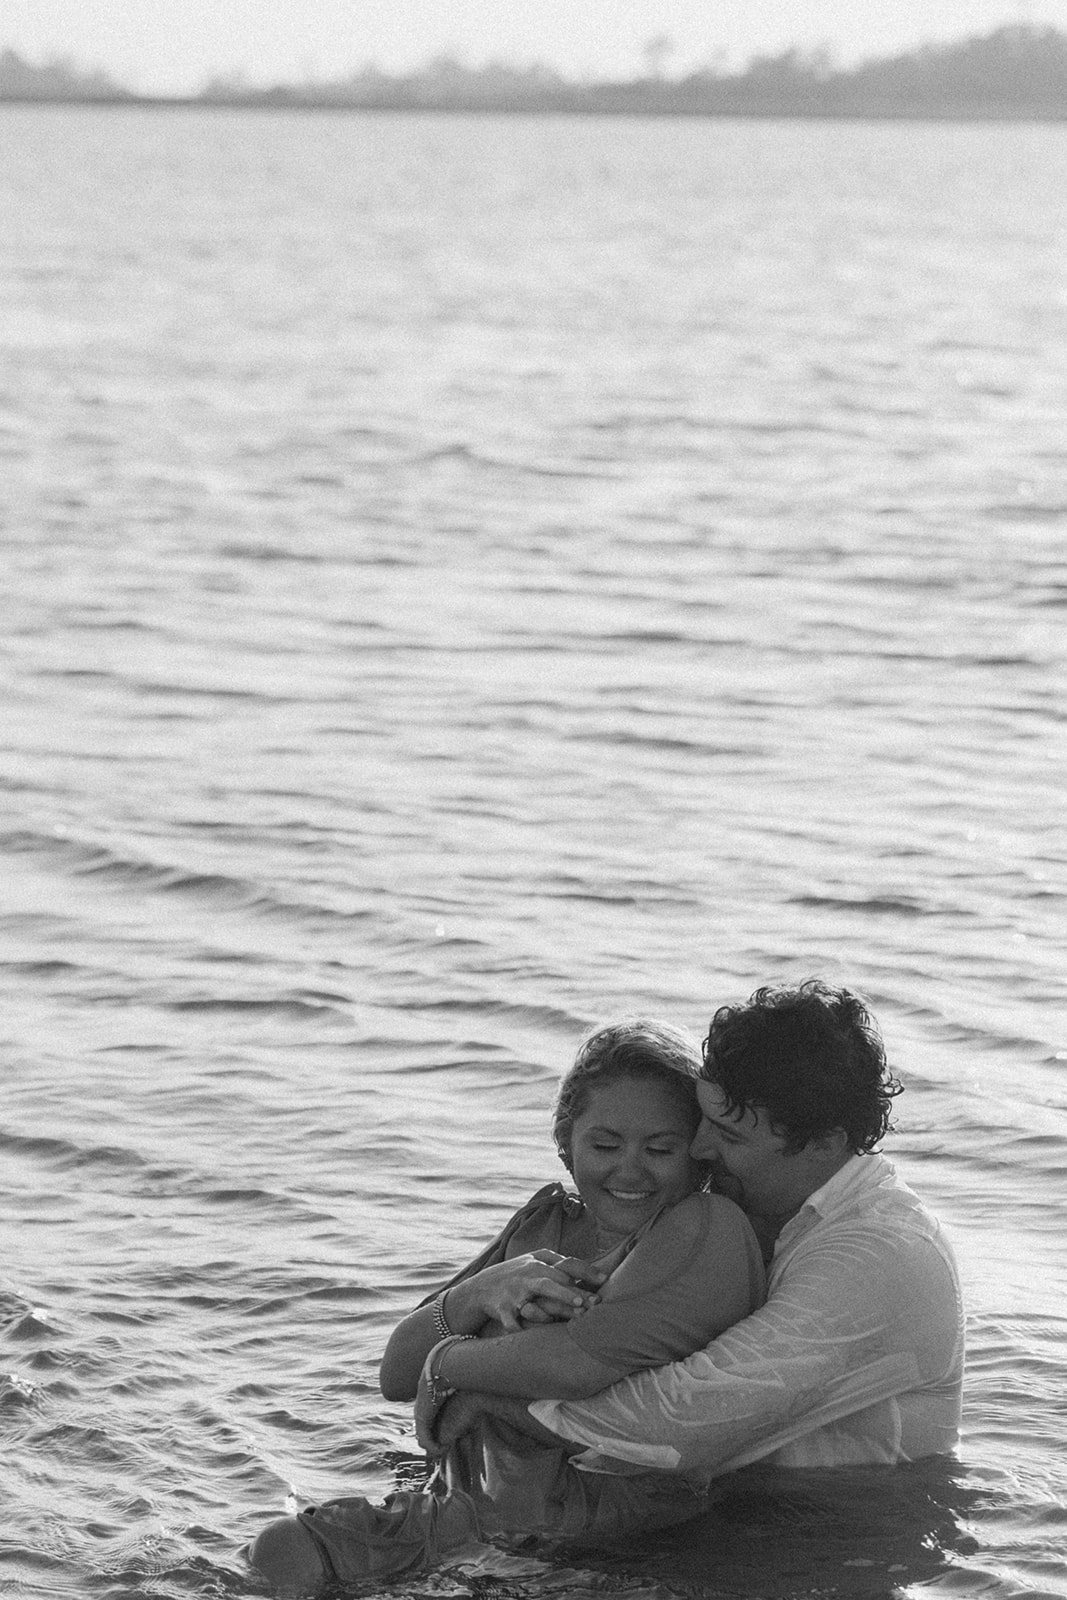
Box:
[627,1460,982,1598]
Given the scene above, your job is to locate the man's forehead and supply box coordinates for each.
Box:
[696,1080,755,1124]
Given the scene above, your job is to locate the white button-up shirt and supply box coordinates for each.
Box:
[529,1153,964,1481]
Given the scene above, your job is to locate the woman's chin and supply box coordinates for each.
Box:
[594,1195,660,1235]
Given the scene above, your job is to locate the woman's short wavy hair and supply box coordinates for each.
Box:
[552,1018,702,1172]
[701,979,903,1155]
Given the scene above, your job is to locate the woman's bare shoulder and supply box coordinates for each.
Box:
[663,1189,748,1225]
[646,1191,757,1254]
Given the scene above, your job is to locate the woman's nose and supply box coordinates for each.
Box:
[614,1145,648,1178]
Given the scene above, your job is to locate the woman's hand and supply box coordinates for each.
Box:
[467,1251,606,1332]
[424,1390,487,1454]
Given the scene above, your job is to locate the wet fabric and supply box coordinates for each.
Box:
[297,1487,483,1583]
[440,1415,710,1543]
[530,1153,965,1479]
[418,1183,580,1299]
[297,1422,710,1584]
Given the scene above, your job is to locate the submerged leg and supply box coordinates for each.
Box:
[249,1488,484,1589]
[247,1515,328,1596]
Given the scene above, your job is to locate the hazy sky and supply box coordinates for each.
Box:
[6,0,1063,95]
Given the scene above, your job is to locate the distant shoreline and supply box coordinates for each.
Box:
[4,24,1067,123]
[2,94,1066,123]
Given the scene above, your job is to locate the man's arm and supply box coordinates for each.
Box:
[529,1220,962,1478]
[432,1392,577,1454]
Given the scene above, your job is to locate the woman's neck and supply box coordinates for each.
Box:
[561,1204,632,1261]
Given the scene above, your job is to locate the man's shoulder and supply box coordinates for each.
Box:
[811,1152,939,1222]
[786,1155,954,1259]
[781,1156,959,1289]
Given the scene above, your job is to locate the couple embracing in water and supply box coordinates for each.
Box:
[249,980,965,1593]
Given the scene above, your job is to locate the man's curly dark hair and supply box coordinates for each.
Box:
[700,979,903,1154]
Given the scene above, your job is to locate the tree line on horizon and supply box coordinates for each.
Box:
[3,25,1067,116]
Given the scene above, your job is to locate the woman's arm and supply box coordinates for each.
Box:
[380,1252,604,1401]
[428,1319,622,1403]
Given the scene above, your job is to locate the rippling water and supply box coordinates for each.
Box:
[1,105,1066,1600]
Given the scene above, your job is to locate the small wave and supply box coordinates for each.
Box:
[599,629,693,646]
[789,894,931,917]
[408,442,615,482]
[214,540,333,563]
[0,1372,41,1409]
[5,1310,65,1343]
[0,827,360,928]
[984,501,1067,522]
[165,995,347,1019]
[200,1186,312,1208]
[586,411,869,440]
[0,959,82,978]
[33,1420,131,1466]
[410,442,492,466]
[0,828,259,901]
[535,883,655,908]
[256,1406,324,1434]
[392,997,585,1037]
[0,1127,150,1174]
[0,1130,336,1226]
[304,1284,379,1304]
[924,1017,1058,1058]
[129,676,298,703]
[565,729,760,759]
[28,665,299,702]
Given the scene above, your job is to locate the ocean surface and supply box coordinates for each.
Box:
[1,104,1065,1600]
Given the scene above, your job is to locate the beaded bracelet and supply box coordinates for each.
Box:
[430,1289,455,1342]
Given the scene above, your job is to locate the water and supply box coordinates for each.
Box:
[1,104,1065,1599]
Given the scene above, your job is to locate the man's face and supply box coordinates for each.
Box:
[690,1078,819,1223]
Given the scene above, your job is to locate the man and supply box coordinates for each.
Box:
[526,979,964,1477]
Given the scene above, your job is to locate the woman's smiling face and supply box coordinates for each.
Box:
[568,1073,703,1245]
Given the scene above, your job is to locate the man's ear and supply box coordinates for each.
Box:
[805,1126,850,1165]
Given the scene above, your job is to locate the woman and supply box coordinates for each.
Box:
[248,1020,765,1593]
